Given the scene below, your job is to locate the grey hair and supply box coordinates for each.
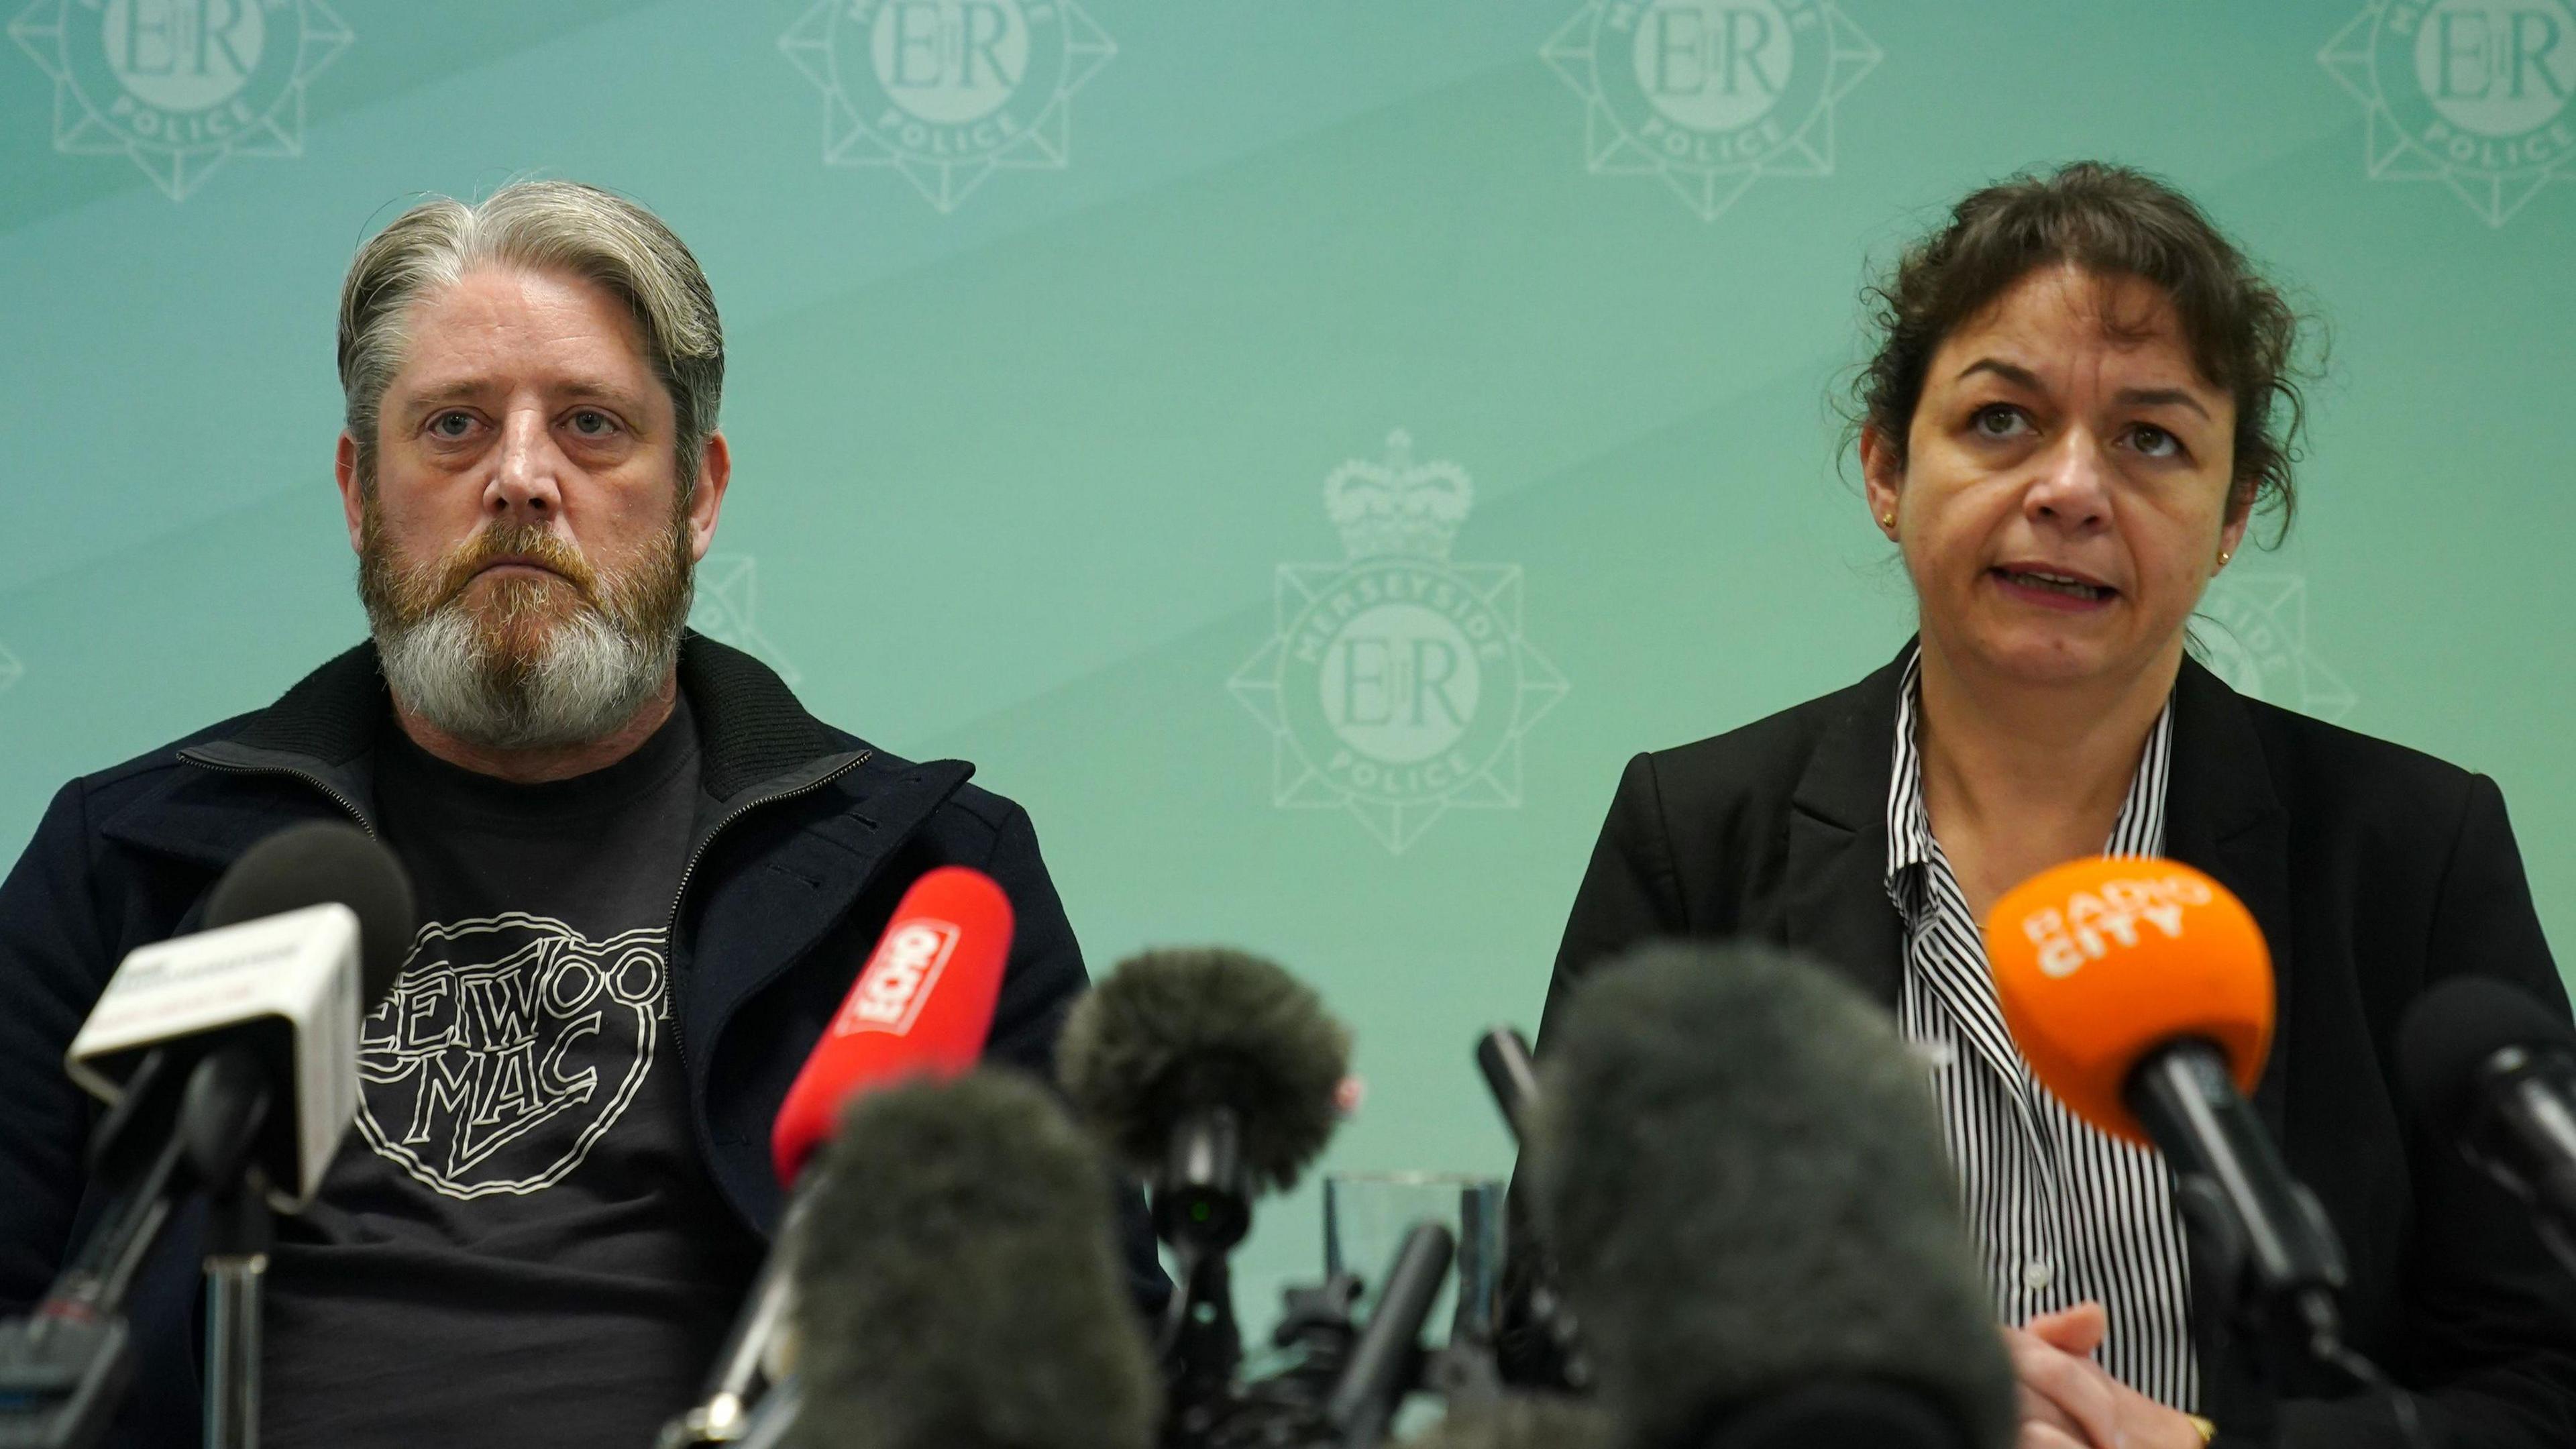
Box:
[375,600,678,751]
[336,180,724,491]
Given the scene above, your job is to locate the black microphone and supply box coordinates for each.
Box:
[786,1069,1159,1449]
[1476,1026,1589,1393]
[1533,943,2017,1449]
[201,821,415,992]
[2397,977,2576,1271]
[1474,1028,1540,1146]
[1058,947,1352,1438]
[1327,1221,1454,1448]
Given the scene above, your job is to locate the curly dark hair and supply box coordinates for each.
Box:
[1849,162,2316,543]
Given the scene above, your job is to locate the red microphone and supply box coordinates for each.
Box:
[769,865,1015,1186]
[667,867,1016,1446]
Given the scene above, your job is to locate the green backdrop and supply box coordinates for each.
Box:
[4,0,2572,1324]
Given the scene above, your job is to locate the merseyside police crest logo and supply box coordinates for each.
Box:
[1230,432,1569,855]
[1542,0,1881,221]
[356,915,667,1200]
[2322,0,2576,225]
[2198,574,2357,721]
[8,0,352,201]
[689,553,804,687]
[780,0,1115,213]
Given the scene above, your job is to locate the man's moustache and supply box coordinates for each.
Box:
[431,533,600,608]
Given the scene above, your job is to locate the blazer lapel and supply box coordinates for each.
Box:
[2161,657,2295,1140]
[1782,647,1913,1012]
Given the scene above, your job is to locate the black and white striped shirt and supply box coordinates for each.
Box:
[1884,647,2199,1409]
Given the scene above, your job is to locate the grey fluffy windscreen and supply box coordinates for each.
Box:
[1533,942,2017,1449]
[786,1070,1158,1449]
[1397,1394,1612,1449]
[1056,947,1351,1192]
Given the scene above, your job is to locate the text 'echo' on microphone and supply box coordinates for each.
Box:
[770,865,1014,1187]
[666,865,1018,1449]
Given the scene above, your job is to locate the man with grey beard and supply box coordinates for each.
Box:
[0,182,1163,1449]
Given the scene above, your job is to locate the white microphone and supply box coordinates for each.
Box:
[69,821,413,1208]
[1,822,413,1449]
[69,900,363,1207]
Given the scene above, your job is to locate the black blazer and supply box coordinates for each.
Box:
[1540,645,2576,1448]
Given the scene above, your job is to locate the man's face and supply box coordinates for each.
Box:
[338,266,729,747]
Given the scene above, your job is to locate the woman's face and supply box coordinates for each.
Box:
[1865,265,2249,691]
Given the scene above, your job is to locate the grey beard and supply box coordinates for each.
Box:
[371,591,688,752]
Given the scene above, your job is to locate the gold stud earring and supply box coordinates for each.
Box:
[1880,511,1896,529]
[2218,550,2232,566]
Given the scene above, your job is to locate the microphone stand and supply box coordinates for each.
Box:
[201,1183,270,1449]
[662,1201,803,1446]
[0,1053,189,1449]
[177,1052,274,1449]
[1162,1249,1244,1448]
[1153,1105,1252,1449]
[2174,1177,2281,1449]
[1473,1027,1590,1393]
[0,1046,270,1449]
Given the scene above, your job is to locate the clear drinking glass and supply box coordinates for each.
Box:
[1322,1171,1507,1346]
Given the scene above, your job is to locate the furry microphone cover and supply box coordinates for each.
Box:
[786,1069,1157,1449]
[1533,942,2017,1449]
[1399,1395,1612,1449]
[1056,947,1351,1193]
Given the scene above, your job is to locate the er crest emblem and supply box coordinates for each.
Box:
[9,0,352,201]
[1230,432,1569,855]
[1543,0,1882,221]
[780,0,1115,213]
[2323,0,2576,225]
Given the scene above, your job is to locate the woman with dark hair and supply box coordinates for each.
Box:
[1541,163,2576,1447]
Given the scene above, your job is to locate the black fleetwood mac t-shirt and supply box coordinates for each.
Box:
[261,705,765,1448]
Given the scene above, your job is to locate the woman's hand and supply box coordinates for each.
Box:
[2004,1301,2205,1449]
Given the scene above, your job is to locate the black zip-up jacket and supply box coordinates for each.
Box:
[0,634,1167,1446]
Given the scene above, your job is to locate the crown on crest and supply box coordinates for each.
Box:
[1324,431,1474,561]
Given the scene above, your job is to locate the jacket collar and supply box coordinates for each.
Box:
[114,633,872,865]
[1781,641,2294,1135]
[1782,643,1913,1008]
[2161,653,2295,1137]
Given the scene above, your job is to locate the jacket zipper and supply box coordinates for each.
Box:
[174,753,377,839]
[661,750,872,1064]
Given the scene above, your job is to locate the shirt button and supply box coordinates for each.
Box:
[1918,1041,1956,1071]
[2023,1258,2055,1292]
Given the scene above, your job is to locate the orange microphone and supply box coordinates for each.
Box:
[1986,857,2273,1145]
[1986,857,2351,1342]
